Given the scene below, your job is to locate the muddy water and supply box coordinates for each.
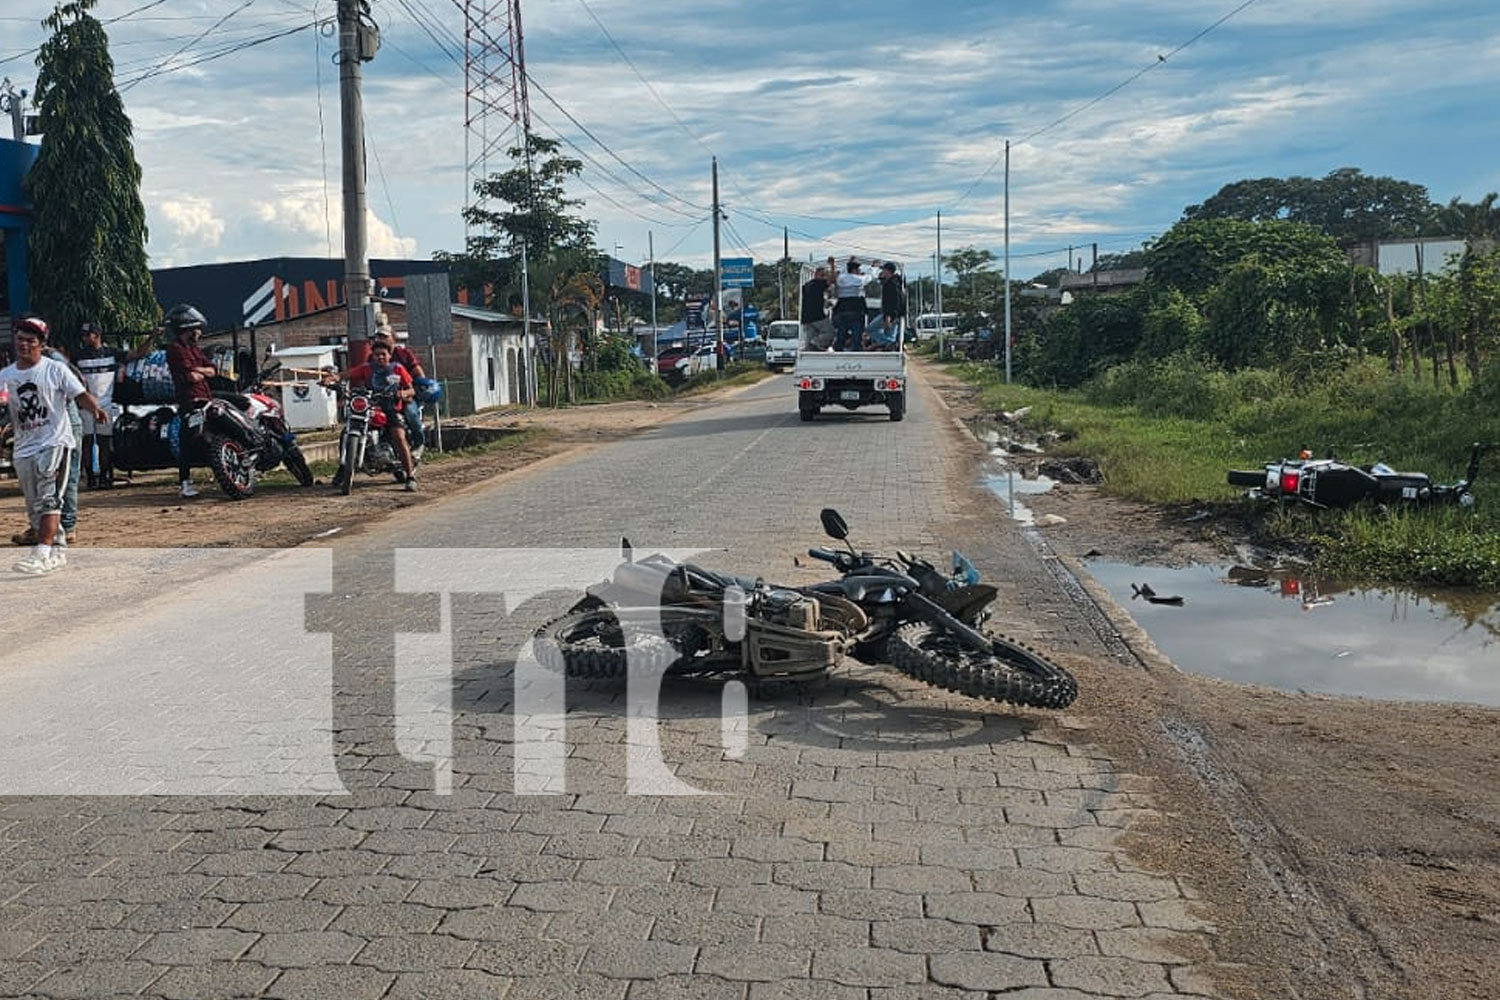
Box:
[1083,560,1500,707]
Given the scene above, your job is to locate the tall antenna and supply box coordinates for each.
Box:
[463,0,530,237]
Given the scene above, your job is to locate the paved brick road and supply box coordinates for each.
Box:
[0,372,1225,998]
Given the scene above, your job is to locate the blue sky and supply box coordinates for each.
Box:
[3,0,1499,283]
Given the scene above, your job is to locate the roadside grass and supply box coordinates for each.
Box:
[945,356,1500,590]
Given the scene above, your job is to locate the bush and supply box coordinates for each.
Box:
[578,366,671,401]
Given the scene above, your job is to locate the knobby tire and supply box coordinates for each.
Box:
[206,433,256,500]
[284,445,314,487]
[533,608,677,679]
[886,622,1077,709]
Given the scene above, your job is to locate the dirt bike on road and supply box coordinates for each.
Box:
[534,509,1077,709]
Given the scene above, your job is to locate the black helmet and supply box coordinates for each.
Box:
[165,303,206,334]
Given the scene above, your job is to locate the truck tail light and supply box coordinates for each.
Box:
[798,378,823,390]
[883,379,904,392]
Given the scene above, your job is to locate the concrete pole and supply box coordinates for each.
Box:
[1004,139,1012,383]
[338,0,372,365]
[648,230,658,369]
[935,210,945,356]
[712,156,724,374]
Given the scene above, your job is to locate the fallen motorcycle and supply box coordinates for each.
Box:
[1228,443,1482,510]
[533,509,1078,709]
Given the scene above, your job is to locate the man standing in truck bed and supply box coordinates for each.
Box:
[799,264,834,351]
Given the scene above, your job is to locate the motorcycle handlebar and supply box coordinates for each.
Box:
[807,547,842,565]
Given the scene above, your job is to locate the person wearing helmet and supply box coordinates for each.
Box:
[164,304,215,498]
[0,315,109,575]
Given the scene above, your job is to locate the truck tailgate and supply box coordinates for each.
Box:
[793,352,906,378]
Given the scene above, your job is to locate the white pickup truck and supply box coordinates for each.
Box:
[792,260,907,422]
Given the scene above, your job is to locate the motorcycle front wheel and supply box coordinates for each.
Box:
[886,622,1077,709]
[339,435,362,496]
[533,608,678,679]
[205,432,257,500]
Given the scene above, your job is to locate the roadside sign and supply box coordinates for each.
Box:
[685,293,709,331]
[403,272,454,345]
[721,257,754,288]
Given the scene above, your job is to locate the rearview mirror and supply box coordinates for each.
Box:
[820,508,849,540]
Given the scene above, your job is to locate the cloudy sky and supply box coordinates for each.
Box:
[3,0,1499,282]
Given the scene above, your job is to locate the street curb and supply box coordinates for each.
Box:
[914,360,1176,677]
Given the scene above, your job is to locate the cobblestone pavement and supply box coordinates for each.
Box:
[0,372,1228,998]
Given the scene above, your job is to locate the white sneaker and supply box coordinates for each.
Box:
[179,480,201,499]
[13,549,61,576]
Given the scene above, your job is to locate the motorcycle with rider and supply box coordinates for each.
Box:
[325,339,420,493]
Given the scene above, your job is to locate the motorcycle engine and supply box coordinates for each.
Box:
[758,588,819,632]
[369,440,397,471]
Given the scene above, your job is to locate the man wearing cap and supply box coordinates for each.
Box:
[75,321,127,488]
[372,327,428,451]
[864,261,907,350]
[0,315,109,575]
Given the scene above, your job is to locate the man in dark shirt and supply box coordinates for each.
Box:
[799,265,834,351]
[164,304,216,498]
[867,261,907,350]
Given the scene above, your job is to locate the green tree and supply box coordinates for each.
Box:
[26,0,157,349]
[1182,168,1436,244]
[1143,218,1345,299]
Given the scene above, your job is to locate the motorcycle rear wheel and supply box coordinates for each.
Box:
[284,445,314,487]
[886,622,1077,709]
[205,433,257,500]
[533,608,677,679]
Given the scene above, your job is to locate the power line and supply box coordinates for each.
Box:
[314,7,333,256]
[118,0,258,92]
[951,0,1263,209]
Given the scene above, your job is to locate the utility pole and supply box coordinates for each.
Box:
[935,210,945,356]
[0,79,27,141]
[1003,139,1012,383]
[338,0,377,365]
[712,156,724,374]
[648,230,658,369]
[779,227,788,321]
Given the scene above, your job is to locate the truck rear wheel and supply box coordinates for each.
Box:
[888,392,905,422]
[799,406,817,422]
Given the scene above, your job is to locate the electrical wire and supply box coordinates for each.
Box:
[314,6,333,256]
[118,0,258,92]
[950,0,1263,208]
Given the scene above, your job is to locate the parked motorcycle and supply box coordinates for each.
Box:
[332,382,420,495]
[1228,443,1482,510]
[533,509,1078,709]
[113,385,313,499]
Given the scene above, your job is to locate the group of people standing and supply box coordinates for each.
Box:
[799,256,907,352]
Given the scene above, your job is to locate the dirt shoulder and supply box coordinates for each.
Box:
[0,383,766,551]
[917,356,1500,1000]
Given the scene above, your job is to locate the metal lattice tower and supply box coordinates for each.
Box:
[463,0,530,236]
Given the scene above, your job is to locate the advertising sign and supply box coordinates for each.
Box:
[720,257,754,289]
[685,293,709,331]
[404,272,454,345]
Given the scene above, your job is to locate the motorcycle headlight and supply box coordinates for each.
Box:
[350,395,370,414]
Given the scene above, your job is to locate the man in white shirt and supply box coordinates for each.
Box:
[0,315,109,576]
[830,257,868,351]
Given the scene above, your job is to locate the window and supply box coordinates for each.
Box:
[486,356,496,393]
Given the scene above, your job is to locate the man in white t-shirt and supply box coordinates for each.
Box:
[830,257,868,351]
[0,315,109,576]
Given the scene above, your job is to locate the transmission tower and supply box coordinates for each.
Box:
[463,0,530,236]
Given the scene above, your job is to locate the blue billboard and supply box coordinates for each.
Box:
[720,257,754,288]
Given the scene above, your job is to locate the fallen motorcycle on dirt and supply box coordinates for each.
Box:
[533,509,1078,709]
[1228,443,1483,510]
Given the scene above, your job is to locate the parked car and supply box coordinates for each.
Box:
[656,346,691,377]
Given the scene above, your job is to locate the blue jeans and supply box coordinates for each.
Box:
[404,404,425,450]
[62,428,80,535]
[832,309,865,351]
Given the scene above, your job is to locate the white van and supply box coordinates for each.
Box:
[913,312,958,341]
[765,320,801,369]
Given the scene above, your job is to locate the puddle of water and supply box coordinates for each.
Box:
[1084,560,1500,706]
[982,452,1057,526]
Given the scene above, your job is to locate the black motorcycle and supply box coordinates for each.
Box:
[533,509,1078,709]
[1228,443,1482,510]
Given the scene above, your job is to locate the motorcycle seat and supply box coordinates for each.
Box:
[213,392,253,412]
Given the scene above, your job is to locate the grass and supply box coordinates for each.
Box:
[944,355,1500,590]
[675,362,776,396]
